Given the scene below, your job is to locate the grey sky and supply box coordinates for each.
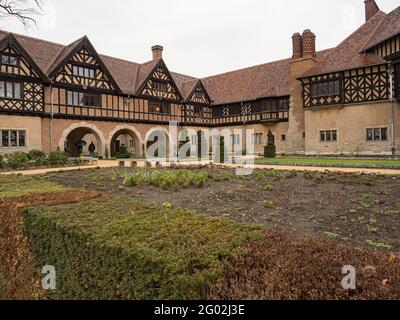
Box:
[1,0,399,78]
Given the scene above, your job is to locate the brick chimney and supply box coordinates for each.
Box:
[292,33,303,59]
[151,45,163,60]
[302,29,316,59]
[364,0,380,21]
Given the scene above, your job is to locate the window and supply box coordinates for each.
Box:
[129,140,134,148]
[1,54,19,67]
[72,65,96,79]
[320,130,338,142]
[251,133,264,145]
[0,81,21,99]
[67,91,101,107]
[281,134,286,141]
[152,80,168,91]
[231,134,240,145]
[366,128,388,141]
[311,80,340,98]
[0,130,26,148]
[148,101,171,114]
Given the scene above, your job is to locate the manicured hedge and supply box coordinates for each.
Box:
[23,197,262,300]
[0,150,70,170]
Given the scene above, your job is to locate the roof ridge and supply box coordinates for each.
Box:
[323,10,386,60]
[0,29,65,48]
[202,57,292,80]
[99,53,141,65]
[360,11,388,52]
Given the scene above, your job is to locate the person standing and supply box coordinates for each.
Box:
[88,142,96,158]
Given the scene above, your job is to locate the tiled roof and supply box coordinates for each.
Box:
[364,5,400,51]
[301,11,388,77]
[0,3,398,105]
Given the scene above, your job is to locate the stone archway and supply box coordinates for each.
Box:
[59,123,106,157]
[107,125,144,157]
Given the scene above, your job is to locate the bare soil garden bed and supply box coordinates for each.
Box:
[46,167,400,253]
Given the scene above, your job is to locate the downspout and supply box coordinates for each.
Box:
[389,63,396,157]
[50,85,54,153]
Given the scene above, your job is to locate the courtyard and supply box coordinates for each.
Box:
[1,166,400,300]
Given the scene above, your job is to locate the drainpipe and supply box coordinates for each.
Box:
[389,63,396,157]
[50,85,54,153]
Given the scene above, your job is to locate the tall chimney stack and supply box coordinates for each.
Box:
[292,33,303,59]
[302,29,316,59]
[364,0,380,22]
[151,45,163,60]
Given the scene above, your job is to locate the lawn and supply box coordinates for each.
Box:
[255,157,400,169]
[0,175,65,199]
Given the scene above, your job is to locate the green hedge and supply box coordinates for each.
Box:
[23,197,262,300]
[0,150,69,170]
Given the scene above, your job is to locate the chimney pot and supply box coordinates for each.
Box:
[151,45,163,60]
[364,0,380,22]
[302,29,316,58]
[292,32,303,59]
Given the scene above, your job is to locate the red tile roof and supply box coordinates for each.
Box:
[364,5,400,51]
[301,11,388,77]
[0,3,398,105]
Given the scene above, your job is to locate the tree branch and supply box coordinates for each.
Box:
[0,0,43,27]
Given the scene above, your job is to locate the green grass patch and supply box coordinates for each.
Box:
[0,175,65,199]
[366,240,393,250]
[23,196,263,299]
[255,157,400,169]
[115,168,209,190]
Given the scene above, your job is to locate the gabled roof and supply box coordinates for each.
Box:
[301,11,387,77]
[135,58,184,100]
[364,5,400,51]
[47,36,122,92]
[134,58,160,92]
[0,32,51,82]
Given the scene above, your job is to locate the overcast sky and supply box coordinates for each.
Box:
[1,0,399,78]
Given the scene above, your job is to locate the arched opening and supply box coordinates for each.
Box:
[63,127,103,157]
[110,129,142,158]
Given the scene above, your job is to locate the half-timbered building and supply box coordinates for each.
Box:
[0,0,399,157]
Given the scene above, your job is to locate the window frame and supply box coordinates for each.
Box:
[0,53,20,67]
[311,79,341,98]
[66,90,101,108]
[0,129,26,148]
[0,79,23,100]
[319,130,338,143]
[72,63,96,79]
[151,80,168,92]
[366,127,388,142]
[148,100,171,115]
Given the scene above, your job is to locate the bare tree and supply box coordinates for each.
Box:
[0,0,43,27]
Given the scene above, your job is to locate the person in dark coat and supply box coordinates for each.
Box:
[88,142,96,157]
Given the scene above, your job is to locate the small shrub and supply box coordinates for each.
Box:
[263,184,272,191]
[48,151,69,166]
[6,152,29,169]
[0,155,5,170]
[28,150,49,166]
[263,200,274,207]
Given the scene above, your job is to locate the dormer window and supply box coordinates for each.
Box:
[152,80,167,91]
[1,54,19,67]
[72,65,96,79]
